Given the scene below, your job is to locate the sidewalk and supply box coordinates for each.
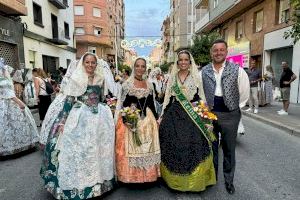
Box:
[242,101,300,137]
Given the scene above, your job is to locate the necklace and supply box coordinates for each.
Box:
[178,72,189,90]
[137,95,148,119]
[134,76,143,81]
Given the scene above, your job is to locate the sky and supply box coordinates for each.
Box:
[124,0,170,57]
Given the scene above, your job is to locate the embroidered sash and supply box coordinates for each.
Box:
[172,80,216,143]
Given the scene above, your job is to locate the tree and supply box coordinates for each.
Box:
[160,62,173,73]
[118,63,132,75]
[284,0,300,44]
[190,32,220,67]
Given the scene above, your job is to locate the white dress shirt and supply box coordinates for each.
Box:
[199,62,250,108]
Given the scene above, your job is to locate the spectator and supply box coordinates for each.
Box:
[277,61,297,115]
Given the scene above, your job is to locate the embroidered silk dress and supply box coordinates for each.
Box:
[115,81,161,183]
[159,75,216,192]
[40,85,115,199]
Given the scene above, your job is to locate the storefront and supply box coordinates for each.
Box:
[264,26,300,103]
[0,15,25,69]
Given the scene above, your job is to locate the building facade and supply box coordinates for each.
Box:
[74,0,125,66]
[0,0,27,69]
[169,0,195,56]
[194,0,300,103]
[149,46,163,68]
[161,16,171,63]
[124,49,137,67]
[21,0,76,75]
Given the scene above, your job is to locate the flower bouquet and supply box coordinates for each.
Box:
[192,100,218,135]
[106,97,117,115]
[262,74,269,81]
[192,100,217,121]
[120,105,142,146]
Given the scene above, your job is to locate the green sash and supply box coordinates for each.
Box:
[172,81,216,143]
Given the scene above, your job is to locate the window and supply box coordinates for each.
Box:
[213,0,219,8]
[67,59,71,67]
[222,28,228,41]
[88,46,96,54]
[74,27,85,35]
[33,2,43,27]
[29,50,36,68]
[187,22,192,34]
[63,0,68,6]
[93,7,101,17]
[74,5,84,15]
[188,0,192,15]
[235,21,243,40]
[64,22,70,39]
[94,27,102,36]
[276,0,290,24]
[254,10,263,33]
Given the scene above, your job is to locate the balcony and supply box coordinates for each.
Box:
[194,0,208,9]
[195,12,209,33]
[47,26,68,45]
[48,0,68,9]
[202,0,258,32]
[0,1,27,15]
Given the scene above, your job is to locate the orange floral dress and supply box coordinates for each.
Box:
[115,85,160,183]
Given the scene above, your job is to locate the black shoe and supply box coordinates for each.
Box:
[225,182,235,194]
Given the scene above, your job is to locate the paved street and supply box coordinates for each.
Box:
[1,116,299,200]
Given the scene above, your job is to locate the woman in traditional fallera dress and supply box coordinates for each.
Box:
[159,50,216,192]
[115,58,161,183]
[0,58,39,156]
[40,53,115,199]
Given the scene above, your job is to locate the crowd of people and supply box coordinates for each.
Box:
[0,38,297,199]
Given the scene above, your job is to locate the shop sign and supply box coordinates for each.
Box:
[0,27,11,37]
[227,42,250,68]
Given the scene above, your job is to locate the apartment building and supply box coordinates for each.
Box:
[74,0,125,65]
[124,49,137,67]
[0,0,27,68]
[149,46,163,68]
[161,16,171,63]
[169,0,195,56]
[21,0,76,75]
[194,0,300,103]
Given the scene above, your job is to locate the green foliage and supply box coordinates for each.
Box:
[118,63,132,74]
[190,32,221,67]
[283,0,300,44]
[160,62,173,73]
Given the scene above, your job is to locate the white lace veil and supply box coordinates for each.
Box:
[62,52,104,97]
[12,69,24,83]
[98,58,121,97]
[0,57,15,98]
[161,50,206,116]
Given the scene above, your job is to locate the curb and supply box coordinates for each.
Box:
[242,111,300,137]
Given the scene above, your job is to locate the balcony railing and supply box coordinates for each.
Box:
[48,0,68,9]
[47,26,68,45]
[195,12,209,33]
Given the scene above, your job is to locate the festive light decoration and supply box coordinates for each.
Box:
[121,39,162,49]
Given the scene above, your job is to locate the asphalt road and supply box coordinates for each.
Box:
[0,116,299,200]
